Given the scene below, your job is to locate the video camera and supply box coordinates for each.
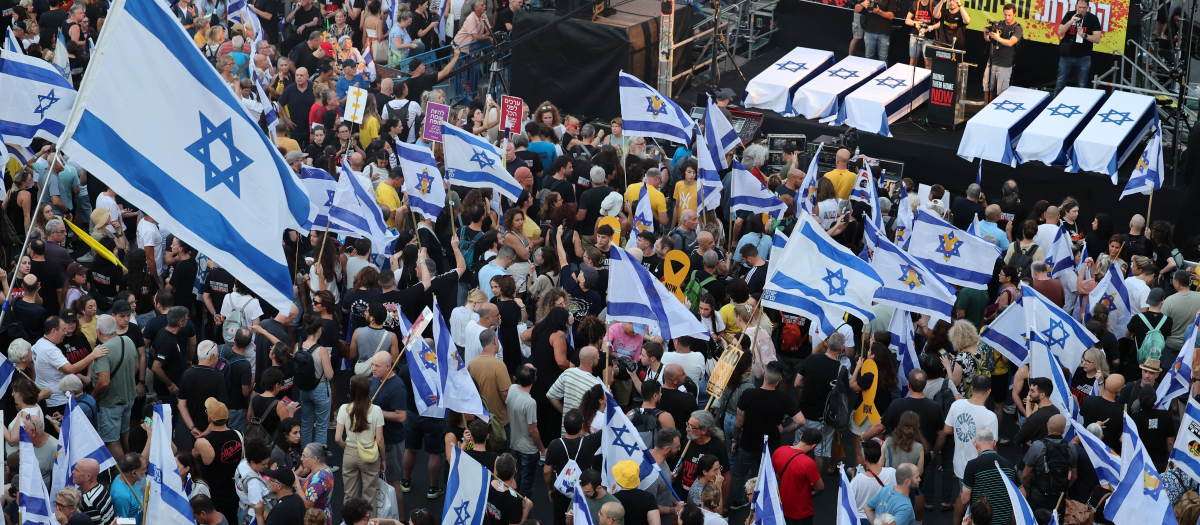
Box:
[983,19,1003,34]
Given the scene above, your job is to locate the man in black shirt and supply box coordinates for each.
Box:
[612,461,659,525]
[282,0,320,51]
[248,0,282,44]
[150,307,189,401]
[1117,359,1162,409]
[29,240,64,317]
[202,264,234,340]
[635,231,663,279]
[177,341,228,451]
[1055,0,1102,97]
[984,4,1022,103]
[544,410,601,525]
[405,46,461,102]
[545,157,577,205]
[577,174,615,244]
[739,244,768,295]
[672,407,728,502]
[904,0,937,68]
[863,369,943,449]
[657,365,698,436]
[223,329,255,431]
[1080,374,1126,453]
[166,237,198,316]
[495,0,521,31]
[142,290,198,363]
[857,0,895,63]
[1013,377,1060,452]
[278,66,315,145]
[485,454,528,525]
[252,306,295,387]
[951,184,987,231]
[730,362,803,509]
[262,468,305,525]
[795,332,846,472]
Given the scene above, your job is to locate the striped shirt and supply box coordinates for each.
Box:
[962,451,1020,525]
[546,367,603,435]
[80,483,116,525]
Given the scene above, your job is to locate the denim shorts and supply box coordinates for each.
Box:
[797,419,835,458]
[404,411,446,454]
[97,403,132,443]
[851,12,864,39]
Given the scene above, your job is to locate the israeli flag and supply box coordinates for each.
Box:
[1171,396,1200,485]
[434,297,490,421]
[695,131,722,213]
[1070,419,1122,487]
[893,184,914,250]
[146,405,197,525]
[51,396,117,495]
[908,209,1000,290]
[730,160,786,219]
[998,461,1039,525]
[1082,265,1133,340]
[836,469,867,525]
[1106,414,1176,525]
[705,96,739,168]
[618,71,695,145]
[298,165,348,233]
[766,212,883,322]
[433,0,449,44]
[1024,291,1084,442]
[1023,283,1096,375]
[361,46,377,81]
[399,307,445,418]
[862,220,956,324]
[975,158,982,186]
[607,246,708,340]
[5,28,21,53]
[887,308,919,393]
[397,140,446,220]
[333,157,389,251]
[979,299,1028,366]
[0,358,15,402]
[53,31,69,79]
[1155,315,1199,409]
[444,447,490,525]
[1121,124,1163,200]
[251,68,279,140]
[443,123,522,201]
[0,50,77,153]
[633,180,654,233]
[572,479,595,525]
[60,0,312,312]
[600,391,665,491]
[1043,225,1076,280]
[763,231,852,338]
[796,143,821,216]
[752,437,787,525]
[19,426,54,525]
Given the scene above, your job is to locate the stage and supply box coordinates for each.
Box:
[674,46,1199,249]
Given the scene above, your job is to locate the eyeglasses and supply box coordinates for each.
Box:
[55,501,73,509]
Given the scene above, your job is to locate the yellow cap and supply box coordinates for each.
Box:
[613,460,641,489]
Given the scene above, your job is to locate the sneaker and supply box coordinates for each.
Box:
[398,479,412,493]
[1003,403,1016,415]
[728,501,750,511]
[427,486,444,499]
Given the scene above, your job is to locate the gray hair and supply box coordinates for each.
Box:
[1031,261,1049,274]
[231,35,244,48]
[45,218,63,234]
[496,245,517,262]
[167,306,189,327]
[827,331,846,351]
[590,166,606,185]
[644,168,662,181]
[1086,422,1103,439]
[702,250,718,269]
[197,340,219,362]
[511,134,529,148]
[68,3,84,14]
[479,328,497,349]
[322,89,337,104]
[974,429,995,443]
[96,314,117,337]
[742,144,768,169]
[689,410,724,441]
[59,374,83,395]
[303,442,328,461]
[7,339,31,363]
[581,124,595,138]
[966,183,981,199]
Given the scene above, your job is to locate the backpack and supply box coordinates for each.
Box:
[245,396,280,448]
[1009,243,1040,279]
[222,295,255,345]
[1123,233,1148,257]
[386,100,413,141]
[630,407,664,447]
[202,43,220,68]
[933,377,956,420]
[218,349,249,400]
[779,314,807,354]
[1169,470,1200,525]
[458,226,485,273]
[294,344,321,391]
[1135,313,1168,364]
[683,270,715,313]
[823,364,852,430]
[1033,438,1073,496]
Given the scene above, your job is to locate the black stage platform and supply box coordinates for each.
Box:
[675,46,1199,248]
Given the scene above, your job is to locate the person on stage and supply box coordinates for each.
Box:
[906,0,938,68]
[984,3,1022,103]
[1055,0,1102,97]
[933,0,969,49]
[858,0,897,64]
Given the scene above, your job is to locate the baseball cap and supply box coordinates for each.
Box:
[1147,288,1165,307]
[613,460,640,489]
[263,467,296,486]
[318,41,333,55]
[111,299,133,315]
[230,22,244,33]
[1141,358,1162,374]
[713,88,734,101]
[579,263,599,288]
[285,150,309,164]
[204,398,229,422]
[59,309,77,323]
[341,59,358,68]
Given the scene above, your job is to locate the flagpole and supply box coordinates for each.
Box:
[0,149,67,332]
[1147,190,1154,225]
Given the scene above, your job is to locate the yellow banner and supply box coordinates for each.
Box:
[960,0,1128,54]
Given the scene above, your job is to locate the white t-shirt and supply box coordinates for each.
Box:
[661,350,706,386]
[463,321,501,363]
[1033,223,1060,253]
[449,307,481,348]
[95,194,122,235]
[220,292,264,325]
[850,467,897,515]
[1124,276,1150,311]
[137,219,165,275]
[33,338,70,407]
[234,461,269,517]
[922,377,961,400]
[944,399,998,478]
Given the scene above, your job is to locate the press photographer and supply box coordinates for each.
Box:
[856,0,897,63]
[983,3,1021,103]
[905,0,938,68]
[1055,0,1102,96]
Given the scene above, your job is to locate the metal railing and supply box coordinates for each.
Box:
[385,40,497,105]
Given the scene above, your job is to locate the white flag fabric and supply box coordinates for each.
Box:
[1170,396,1200,486]
[399,307,445,418]
[849,165,883,230]
[333,157,389,253]
[443,448,490,525]
[999,461,1039,525]
[764,212,883,322]
[1024,289,1085,442]
[695,132,723,213]
[752,437,786,525]
[730,160,786,219]
[298,165,349,233]
[1082,265,1133,340]
[632,180,654,233]
[51,396,117,495]
[762,231,843,339]
[0,359,15,404]
[571,479,596,525]
[0,50,77,152]
[618,71,695,145]
[1070,419,1121,487]
[705,95,739,167]
[836,469,866,525]
[893,184,914,250]
[251,68,279,141]
[60,0,312,311]
[434,0,449,43]
[4,28,20,53]
[979,299,1028,366]
[397,140,446,220]
[1106,414,1176,525]
[434,297,489,421]
[908,209,1000,290]
[1023,283,1096,375]
[796,143,821,216]
[1121,124,1163,200]
[19,426,54,525]
[600,391,663,491]
[888,308,919,392]
[606,246,708,340]
[862,220,957,324]
[1043,225,1077,280]
[361,46,377,81]
[146,405,197,525]
[53,32,69,79]
[443,123,522,201]
[1155,315,1199,409]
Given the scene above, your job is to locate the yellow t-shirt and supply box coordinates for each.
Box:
[275,136,301,154]
[194,33,207,48]
[824,169,857,201]
[376,182,401,228]
[623,182,666,215]
[359,116,380,149]
[719,302,745,336]
[673,181,699,214]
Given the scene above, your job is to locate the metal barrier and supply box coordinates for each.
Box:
[385,40,497,105]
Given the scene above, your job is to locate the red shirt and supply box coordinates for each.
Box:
[772,446,820,519]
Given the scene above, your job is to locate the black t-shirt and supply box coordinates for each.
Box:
[990,21,1023,68]
[255,0,282,34]
[12,300,46,339]
[908,0,934,36]
[290,4,320,36]
[406,72,439,103]
[204,267,235,315]
[120,325,146,350]
[225,356,254,410]
[515,150,543,175]
[996,198,1028,226]
[658,388,698,436]
[547,177,577,205]
[142,314,197,348]
[737,388,800,450]
[744,265,768,296]
[341,288,382,332]
[38,9,67,48]
[168,257,198,310]
[1013,404,1060,449]
[1080,396,1125,453]
[30,259,64,316]
[60,333,92,365]
[265,494,306,525]
[938,6,967,45]
[614,489,657,525]
[1134,408,1176,470]
[879,396,942,447]
[672,435,728,497]
[88,262,124,298]
[545,435,603,480]
[484,481,524,525]
[561,265,603,321]
[278,82,315,136]
[1059,11,1101,56]
[951,196,986,230]
[178,365,227,427]
[268,362,298,400]
[863,0,896,34]
[495,6,515,31]
[151,330,187,397]
[797,353,842,421]
[371,270,460,336]
[577,186,614,235]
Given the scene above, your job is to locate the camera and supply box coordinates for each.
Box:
[983,19,1003,33]
[427,12,440,23]
[614,355,638,373]
[862,0,882,10]
[492,30,509,44]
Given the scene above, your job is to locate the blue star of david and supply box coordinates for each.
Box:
[991,100,1026,113]
[323,189,335,208]
[610,425,641,456]
[874,76,906,89]
[1102,293,1118,313]
[935,233,964,261]
[34,90,59,120]
[1144,469,1163,498]
[1040,319,1070,350]
[1047,103,1082,118]
[827,68,860,80]
[1097,109,1134,126]
[416,169,435,195]
[645,95,669,118]
[185,113,252,197]
[452,500,472,525]
[469,149,495,170]
[775,61,807,72]
[898,264,925,290]
[822,268,849,296]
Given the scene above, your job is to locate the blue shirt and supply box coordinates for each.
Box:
[336,73,371,102]
[370,374,408,444]
[526,141,557,173]
[477,262,510,300]
[866,486,915,525]
[231,51,251,80]
[977,221,1010,251]
[112,477,144,525]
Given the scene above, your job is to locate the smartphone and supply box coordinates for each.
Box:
[143,417,153,428]
[938,349,948,356]
[117,519,136,525]
[282,396,294,405]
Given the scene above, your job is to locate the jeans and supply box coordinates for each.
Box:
[513,451,539,497]
[299,382,331,447]
[864,32,890,63]
[730,448,760,507]
[723,413,737,456]
[1055,55,1092,96]
[227,408,247,432]
[136,311,156,327]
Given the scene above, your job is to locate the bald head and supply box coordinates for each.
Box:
[72,458,101,489]
[836,148,851,166]
[1131,214,1146,233]
[578,346,599,371]
[371,351,392,367]
[985,204,1001,222]
[697,231,714,249]
[601,501,625,525]
[664,364,685,387]
[1104,373,1125,395]
[1047,414,1067,435]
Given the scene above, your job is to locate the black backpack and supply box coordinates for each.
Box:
[387,100,413,141]
[245,396,280,448]
[1009,243,1040,279]
[1123,233,1149,257]
[823,364,852,430]
[933,376,956,420]
[1033,438,1073,496]
[630,407,664,448]
[294,344,320,391]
